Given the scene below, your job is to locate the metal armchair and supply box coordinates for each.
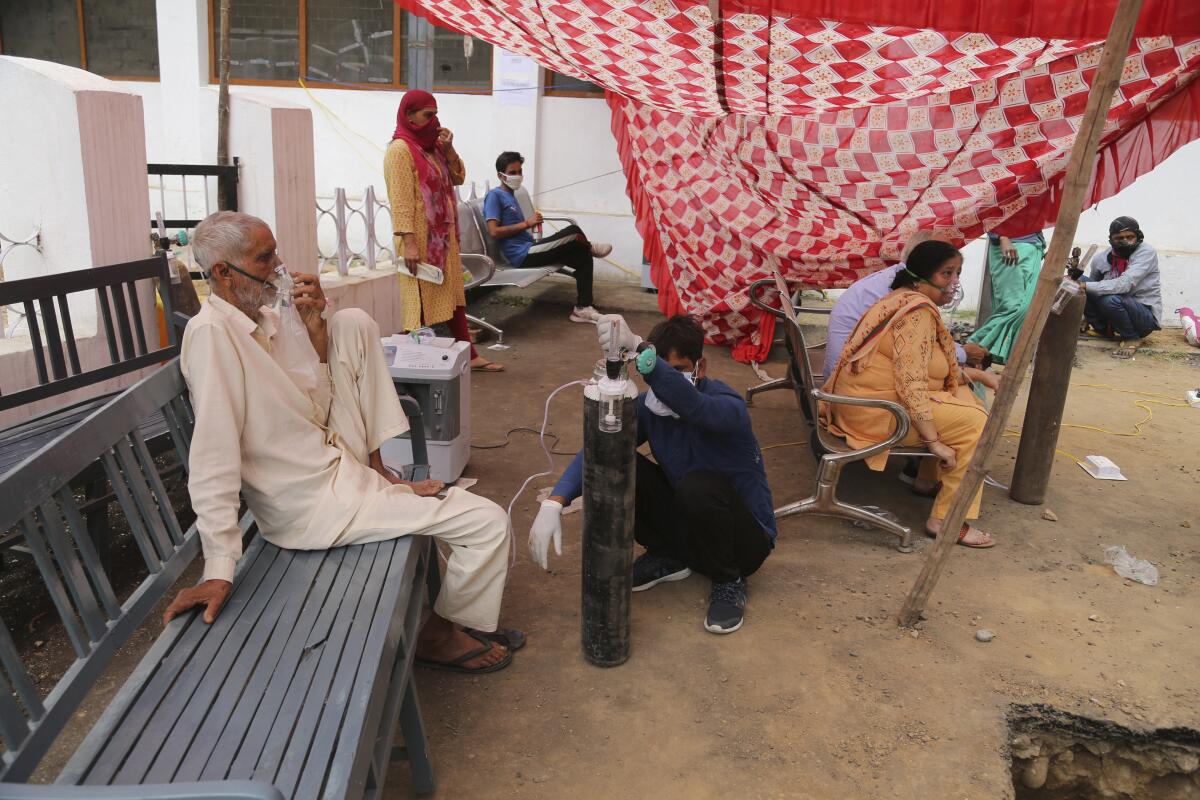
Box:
[745,278,831,406]
[750,278,935,551]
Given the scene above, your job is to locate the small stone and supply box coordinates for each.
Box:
[848,650,859,657]
[532,775,547,784]
[1090,697,1106,707]
[975,629,995,643]
[1182,521,1192,528]
[1042,509,1058,522]
[34,640,44,648]
[1088,614,1100,621]
[910,630,920,639]
[1117,680,1127,687]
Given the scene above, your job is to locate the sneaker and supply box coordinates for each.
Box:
[569,305,601,323]
[631,553,691,592]
[704,578,748,634]
[590,243,613,258]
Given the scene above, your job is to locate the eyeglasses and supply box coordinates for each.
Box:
[224,260,281,306]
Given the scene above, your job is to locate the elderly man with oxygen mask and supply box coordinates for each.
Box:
[530,314,776,634]
[164,211,518,675]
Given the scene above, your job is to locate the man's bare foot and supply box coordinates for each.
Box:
[417,613,509,670]
[925,518,996,548]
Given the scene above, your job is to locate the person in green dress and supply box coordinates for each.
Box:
[968,229,1046,363]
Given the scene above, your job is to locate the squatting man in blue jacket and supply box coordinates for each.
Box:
[529,314,776,634]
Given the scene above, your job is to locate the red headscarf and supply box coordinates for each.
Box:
[392,90,454,268]
[393,89,440,150]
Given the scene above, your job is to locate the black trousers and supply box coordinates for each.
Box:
[634,454,772,584]
[518,224,594,307]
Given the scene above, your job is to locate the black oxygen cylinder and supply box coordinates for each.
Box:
[580,387,637,667]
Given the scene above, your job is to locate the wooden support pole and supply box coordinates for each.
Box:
[897,0,1145,628]
[216,0,232,171]
[1009,290,1087,505]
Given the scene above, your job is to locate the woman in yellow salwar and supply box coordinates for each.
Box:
[822,240,996,548]
[385,90,504,372]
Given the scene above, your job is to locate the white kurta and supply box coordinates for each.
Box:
[181,296,509,631]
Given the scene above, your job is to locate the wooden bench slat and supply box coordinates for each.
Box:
[100,451,164,572]
[55,488,122,619]
[77,539,276,785]
[293,541,408,800]
[108,546,293,785]
[36,297,69,381]
[178,549,350,783]
[56,295,83,375]
[112,437,176,562]
[140,549,312,784]
[37,497,108,642]
[125,282,149,357]
[21,515,89,658]
[220,548,367,782]
[129,429,187,547]
[252,546,383,791]
[322,539,423,799]
[96,285,121,365]
[0,617,43,723]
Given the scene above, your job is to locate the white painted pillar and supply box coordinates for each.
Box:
[229,93,319,272]
[154,0,212,162]
[0,57,151,277]
[0,56,156,426]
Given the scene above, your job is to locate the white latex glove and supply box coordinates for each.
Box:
[529,499,564,570]
[596,314,641,355]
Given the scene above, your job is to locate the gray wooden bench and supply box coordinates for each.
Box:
[0,256,185,569]
[0,360,438,798]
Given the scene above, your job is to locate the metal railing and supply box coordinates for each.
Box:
[0,226,43,337]
[316,186,395,276]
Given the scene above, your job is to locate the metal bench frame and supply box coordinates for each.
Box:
[0,360,438,798]
[749,278,934,551]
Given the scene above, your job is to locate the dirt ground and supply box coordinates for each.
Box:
[399,279,1200,799]
[16,277,1200,798]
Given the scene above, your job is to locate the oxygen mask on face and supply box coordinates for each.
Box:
[267,265,294,310]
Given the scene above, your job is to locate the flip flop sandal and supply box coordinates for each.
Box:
[925,523,996,549]
[1111,346,1137,360]
[416,630,513,674]
[471,361,506,372]
[464,627,526,652]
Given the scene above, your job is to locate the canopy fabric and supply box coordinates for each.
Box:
[396,0,1200,359]
[610,39,1200,361]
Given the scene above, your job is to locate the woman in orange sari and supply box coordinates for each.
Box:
[822,240,995,548]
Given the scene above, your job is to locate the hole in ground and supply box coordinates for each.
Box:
[1009,704,1200,799]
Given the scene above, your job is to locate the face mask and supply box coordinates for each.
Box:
[263,265,292,310]
[501,173,523,190]
[1111,239,1139,258]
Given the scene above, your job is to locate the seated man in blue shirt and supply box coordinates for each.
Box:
[483,151,611,324]
[528,315,776,634]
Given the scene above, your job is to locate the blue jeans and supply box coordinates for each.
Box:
[1081,281,1159,340]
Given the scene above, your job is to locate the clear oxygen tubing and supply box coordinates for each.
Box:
[504,379,591,568]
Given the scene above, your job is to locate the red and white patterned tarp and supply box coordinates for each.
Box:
[396,0,1200,360]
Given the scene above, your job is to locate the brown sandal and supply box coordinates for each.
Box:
[925,523,996,549]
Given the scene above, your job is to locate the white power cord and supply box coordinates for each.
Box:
[505,379,589,566]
